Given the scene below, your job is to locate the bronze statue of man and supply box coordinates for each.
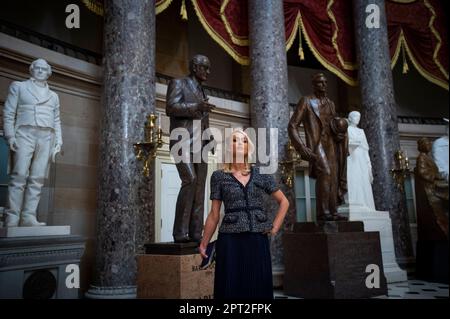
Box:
[415,137,448,239]
[288,73,348,222]
[166,54,215,243]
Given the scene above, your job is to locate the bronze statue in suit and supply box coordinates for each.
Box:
[288,73,348,222]
[166,55,215,243]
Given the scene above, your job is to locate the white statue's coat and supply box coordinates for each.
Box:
[347,123,376,211]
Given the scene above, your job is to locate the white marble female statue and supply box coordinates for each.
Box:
[346,111,376,211]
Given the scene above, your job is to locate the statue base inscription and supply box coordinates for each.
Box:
[283,221,387,299]
[137,242,214,299]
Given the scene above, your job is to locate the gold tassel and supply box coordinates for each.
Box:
[298,26,305,60]
[180,0,188,20]
[402,44,409,74]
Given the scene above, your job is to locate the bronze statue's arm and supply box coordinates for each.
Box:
[288,97,315,161]
[166,79,201,118]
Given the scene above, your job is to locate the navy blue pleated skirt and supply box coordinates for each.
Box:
[214,232,273,299]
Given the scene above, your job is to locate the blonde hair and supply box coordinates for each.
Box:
[222,128,255,174]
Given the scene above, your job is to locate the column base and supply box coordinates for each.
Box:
[85,286,137,299]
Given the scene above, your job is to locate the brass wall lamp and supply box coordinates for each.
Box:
[280,140,304,188]
[390,150,410,192]
[134,113,164,177]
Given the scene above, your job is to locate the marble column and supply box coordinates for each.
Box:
[248,0,297,287]
[86,1,155,298]
[353,0,414,267]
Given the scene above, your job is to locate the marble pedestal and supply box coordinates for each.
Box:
[338,205,407,283]
[0,234,85,299]
[0,226,71,237]
[283,222,387,299]
[137,242,214,299]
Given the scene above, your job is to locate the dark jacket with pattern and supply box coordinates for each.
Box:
[210,166,279,233]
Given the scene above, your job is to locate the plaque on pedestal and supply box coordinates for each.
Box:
[137,242,214,299]
[283,221,387,299]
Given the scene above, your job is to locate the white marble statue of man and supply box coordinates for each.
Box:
[346,111,376,211]
[2,58,63,227]
[432,118,449,182]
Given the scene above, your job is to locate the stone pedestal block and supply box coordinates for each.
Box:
[283,222,387,299]
[338,206,407,283]
[0,226,70,237]
[137,243,214,299]
[0,235,85,299]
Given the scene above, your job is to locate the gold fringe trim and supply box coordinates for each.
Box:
[220,0,249,46]
[156,0,174,15]
[391,30,403,69]
[402,42,409,74]
[298,25,305,60]
[82,0,103,16]
[327,0,357,71]
[285,12,301,52]
[180,0,188,20]
[191,0,250,65]
[424,0,449,80]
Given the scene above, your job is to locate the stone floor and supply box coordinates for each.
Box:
[274,279,449,299]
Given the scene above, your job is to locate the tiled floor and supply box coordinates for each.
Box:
[274,279,449,299]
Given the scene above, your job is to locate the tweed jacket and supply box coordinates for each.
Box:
[210,166,280,233]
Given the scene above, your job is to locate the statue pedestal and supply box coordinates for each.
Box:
[0,234,85,299]
[338,205,408,283]
[0,226,71,238]
[137,242,214,299]
[283,221,387,299]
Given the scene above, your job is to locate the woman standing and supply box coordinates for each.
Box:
[199,129,289,299]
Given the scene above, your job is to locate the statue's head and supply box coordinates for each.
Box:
[29,58,52,81]
[418,137,432,153]
[189,54,210,83]
[312,72,327,94]
[348,111,361,126]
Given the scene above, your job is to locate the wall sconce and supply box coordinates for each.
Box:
[134,113,164,177]
[279,140,303,188]
[390,150,410,192]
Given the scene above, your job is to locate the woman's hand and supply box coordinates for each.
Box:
[265,225,280,237]
[199,242,208,259]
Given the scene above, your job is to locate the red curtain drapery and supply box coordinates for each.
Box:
[82,0,448,90]
[387,0,448,90]
[191,0,448,90]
